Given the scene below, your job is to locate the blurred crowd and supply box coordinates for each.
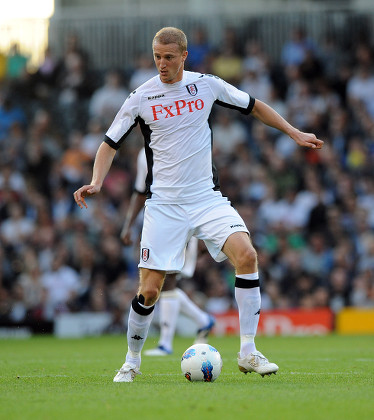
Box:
[1,24,374,330]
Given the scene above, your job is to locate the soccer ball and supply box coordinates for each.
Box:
[181,343,223,382]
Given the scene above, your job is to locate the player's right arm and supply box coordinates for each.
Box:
[74,141,116,209]
[74,90,141,209]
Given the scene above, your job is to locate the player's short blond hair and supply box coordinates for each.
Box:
[153,27,188,53]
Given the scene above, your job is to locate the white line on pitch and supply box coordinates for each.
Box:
[290,372,360,375]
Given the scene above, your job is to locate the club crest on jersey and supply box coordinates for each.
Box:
[141,248,150,262]
[186,84,198,96]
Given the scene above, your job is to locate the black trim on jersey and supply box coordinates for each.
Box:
[104,135,119,150]
[104,117,139,150]
[215,96,256,115]
[138,118,154,198]
[208,118,221,191]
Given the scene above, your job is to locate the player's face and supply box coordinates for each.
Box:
[153,42,188,84]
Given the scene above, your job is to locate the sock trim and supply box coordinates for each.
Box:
[235,278,260,289]
[132,296,155,315]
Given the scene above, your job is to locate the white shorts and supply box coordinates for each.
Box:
[138,192,249,273]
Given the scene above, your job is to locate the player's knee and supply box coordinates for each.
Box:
[234,246,258,271]
[141,285,161,306]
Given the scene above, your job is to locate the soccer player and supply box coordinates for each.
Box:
[74,27,324,382]
[121,147,215,356]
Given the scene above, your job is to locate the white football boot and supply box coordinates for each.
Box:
[144,345,172,356]
[237,350,279,377]
[113,362,142,383]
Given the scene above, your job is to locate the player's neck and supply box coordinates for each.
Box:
[160,69,185,85]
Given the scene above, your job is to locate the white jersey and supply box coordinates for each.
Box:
[105,71,255,203]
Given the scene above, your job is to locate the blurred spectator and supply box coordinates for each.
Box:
[281,27,317,68]
[346,64,374,120]
[17,247,45,319]
[261,280,285,310]
[8,282,28,322]
[298,49,323,83]
[62,32,91,65]
[41,244,81,320]
[0,121,27,170]
[31,108,63,159]
[25,127,54,197]
[345,136,368,173]
[0,163,27,194]
[212,109,247,155]
[211,44,243,85]
[57,49,95,132]
[357,232,374,273]
[350,270,374,308]
[329,267,350,313]
[93,235,128,286]
[6,43,29,79]
[128,53,158,91]
[0,49,6,82]
[220,26,243,56]
[266,86,287,121]
[0,245,14,291]
[240,67,272,103]
[243,39,270,76]
[240,40,273,101]
[204,267,233,314]
[186,27,212,72]
[319,34,347,81]
[286,80,321,130]
[108,274,137,314]
[301,232,334,279]
[51,186,74,224]
[80,118,105,160]
[89,68,128,126]
[0,94,26,142]
[0,201,35,249]
[36,47,60,85]
[211,27,243,85]
[30,47,61,104]
[59,130,92,192]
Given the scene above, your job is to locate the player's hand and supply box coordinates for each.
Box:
[73,184,101,209]
[120,227,132,246]
[292,130,324,149]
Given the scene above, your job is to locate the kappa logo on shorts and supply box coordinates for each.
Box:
[141,248,150,262]
[186,84,198,96]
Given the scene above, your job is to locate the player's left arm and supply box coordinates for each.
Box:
[251,99,324,149]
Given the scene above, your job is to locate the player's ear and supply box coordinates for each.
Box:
[182,50,188,62]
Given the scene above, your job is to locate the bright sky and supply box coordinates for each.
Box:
[0,0,54,19]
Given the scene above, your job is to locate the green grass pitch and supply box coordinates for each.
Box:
[1,334,373,420]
